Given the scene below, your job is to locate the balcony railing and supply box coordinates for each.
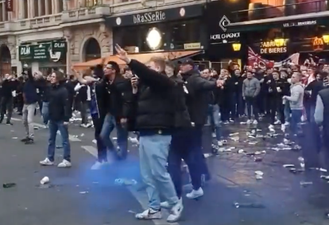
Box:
[231,0,328,23]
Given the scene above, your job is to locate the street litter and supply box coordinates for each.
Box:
[112,137,117,140]
[79,191,89,194]
[229,132,239,136]
[248,141,258,145]
[128,210,136,214]
[298,157,305,169]
[238,149,245,154]
[12,137,18,139]
[289,168,304,174]
[115,178,137,186]
[283,164,295,168]
[3,183,16,188]
[40,176,50,185]
[300,181,313,187]
[254,151,266,155]
[92,139,97,144]
[256,134,264,138]
[283,138,290,145]
[80,133,84,137]
[240,122,247,124]
[230,136,239,141]
[233,202,265,208]
[255,171,263,179]
[254,157,262,162]
[320,175,329,180]
[128,137,139,145]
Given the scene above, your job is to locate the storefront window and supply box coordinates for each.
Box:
[113,19,201,52]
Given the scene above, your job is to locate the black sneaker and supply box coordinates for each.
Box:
[6,121,13,125]
[21,137,29,142]
[24,138,34,144]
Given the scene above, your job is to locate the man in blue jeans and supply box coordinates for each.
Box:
[283,72,304,138]
[99,62,132,160]
[39,71,71,168]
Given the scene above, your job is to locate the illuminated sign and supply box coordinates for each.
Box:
[313,37,324,51]
[260,39,288,54]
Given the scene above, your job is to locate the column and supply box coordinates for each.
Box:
[38,0,42,16]
[45,0,50,15]
[2,3,5,21]
[29,0,35,18]
[52,0,58,13]
[18,0,23,19]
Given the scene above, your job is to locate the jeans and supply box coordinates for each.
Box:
[47,120,71,162]
[309,105,316,123]
[100,113,128,159]
[207,104,221,141]
[22,103,36,138]
[92,114,107,162]
[139,134,178,210]
[168,127,203,198]
[245,96,258,120]
[41,102,49,125]
[291,110,302,134]
[284,101,291,122]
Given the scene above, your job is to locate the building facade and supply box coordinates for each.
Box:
[0,0,208,76]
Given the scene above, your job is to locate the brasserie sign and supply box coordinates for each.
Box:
[133,11,166,24]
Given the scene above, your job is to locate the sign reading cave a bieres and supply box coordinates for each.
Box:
[133,11,166,24]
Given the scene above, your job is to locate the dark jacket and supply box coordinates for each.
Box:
[104,75,133,120]
[318,88,329,148]
[36,78,50,102]
[2,79,18,99]
[305,79,323,105]
[48,83,70,122]
[128,59,176,133]
[182,70,217,127]
[23,72,38,104]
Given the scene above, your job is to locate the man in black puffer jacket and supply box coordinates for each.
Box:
[115,44,182,223]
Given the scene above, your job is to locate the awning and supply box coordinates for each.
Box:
[227,11,329,32]
[73,50,202,71]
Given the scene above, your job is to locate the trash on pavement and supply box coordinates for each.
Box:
[255,171,263,180]
[238,149,245,154]
[254,157,262,162]
[40,176,50,185]
[230,136,239,142]
[80,133,85,137]
[79,191,89,194]
[233,202,265,208]
[12,137,18,139]
[298,157,305,169]
[229,132,239,136]
[128,137,139,145]
[248,141,258,145]
[320,175,329,181]
[3,183,16,188]
[300,181,313,187]
[289,168,304,174]
[128,210,136,214]
[115,178,137,186]
[283,164,295,168]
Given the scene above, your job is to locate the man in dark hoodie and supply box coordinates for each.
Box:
[22,69,38,144]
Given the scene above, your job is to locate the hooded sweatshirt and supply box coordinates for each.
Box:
[287,82,304,110]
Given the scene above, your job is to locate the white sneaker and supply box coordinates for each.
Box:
[39,158,54,166]
[186,187,204,199]
[253,120,258,125]
[135,208,162,220]
[160,197,183,209]
[284,122,289,126]
[167,198,183,223]
[58,159,72,168]
[281,124,286,132]
[246,119,252,124]
[91,161,104,170]
[268,124,274,129]
[274,120,281,125]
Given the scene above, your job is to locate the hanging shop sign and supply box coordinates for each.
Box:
[312,37,325,51]
[210,32,240,41]
[5,0,13,11]
[18,40,67,62]
[260,39,288,54]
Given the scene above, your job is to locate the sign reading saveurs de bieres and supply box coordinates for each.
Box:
[19,40,67,62]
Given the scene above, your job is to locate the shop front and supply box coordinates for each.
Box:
[105,4,206,59]
[18,39,67,75]
[205,0,248,70]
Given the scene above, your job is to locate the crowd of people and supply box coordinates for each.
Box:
[0,47,329,222]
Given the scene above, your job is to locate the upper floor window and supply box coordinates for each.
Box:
[0,0,9,22]
[86,0,98,7]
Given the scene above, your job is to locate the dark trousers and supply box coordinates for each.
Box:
[236,93,245,116]
[0,97,13,122]
[168,127,207,197]
[269,97,284,124]
[91,114,107,162]
[245,96,258,120]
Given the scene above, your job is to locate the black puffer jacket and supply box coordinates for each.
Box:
[48,83,70,122]
[128,59,175,133]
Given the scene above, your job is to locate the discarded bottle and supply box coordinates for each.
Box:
[3,183,16,188]
[298,157,305,169]
[233,202,265,208]
[300,181,313,187]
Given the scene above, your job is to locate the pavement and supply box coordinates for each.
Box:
[1,113,329,225]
